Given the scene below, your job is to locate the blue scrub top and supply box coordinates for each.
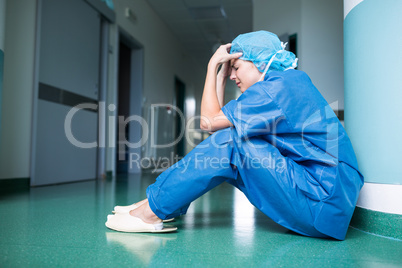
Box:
[222,69,364,240]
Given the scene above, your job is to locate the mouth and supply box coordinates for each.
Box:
[236,82,241,87]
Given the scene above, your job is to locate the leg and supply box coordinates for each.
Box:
[106,128,237,231]
[146,128,238,220]
[129,199,162,224]
[231,136,328,238]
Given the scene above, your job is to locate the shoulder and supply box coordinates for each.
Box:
[257,70,329,127]
[257,69,317,97]
[238,70,316,104]
[265,69,311,84]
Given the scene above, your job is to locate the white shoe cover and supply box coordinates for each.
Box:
[113,204,139,213]
[105,213,177,233]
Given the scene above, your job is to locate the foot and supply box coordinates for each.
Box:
[105,213,177,233]
[113,200,175,223]
[134,199,148,207]
[129,200,162,225]
[113,199,148,213]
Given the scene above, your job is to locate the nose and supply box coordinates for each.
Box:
[230,68,236,80]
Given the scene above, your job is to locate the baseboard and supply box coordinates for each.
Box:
[0,178,30,192]
[350,206,402,240]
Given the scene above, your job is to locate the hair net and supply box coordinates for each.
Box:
[230,31,298,76]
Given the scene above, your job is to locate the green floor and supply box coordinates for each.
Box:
[1,174,401,267]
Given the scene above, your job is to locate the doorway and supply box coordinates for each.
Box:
[116,42,131,173]
[115,33,143,174]
[174,77,186,159]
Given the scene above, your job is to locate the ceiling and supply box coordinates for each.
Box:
[146,0,253,68]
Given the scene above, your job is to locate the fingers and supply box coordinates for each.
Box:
[220,43,242,59]
[210,43,243,66]
[222,43,232,53]
[213,43,231,55]
[230,52,243,59]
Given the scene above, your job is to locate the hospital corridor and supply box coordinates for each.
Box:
[0,0,401,267]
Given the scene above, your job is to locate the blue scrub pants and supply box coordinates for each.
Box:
[146,128,327,238]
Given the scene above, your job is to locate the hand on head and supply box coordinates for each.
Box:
[210,43,243,67]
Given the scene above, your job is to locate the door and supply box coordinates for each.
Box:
[31,0,101,186]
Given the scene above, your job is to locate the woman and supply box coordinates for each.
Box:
[106,31,364,240]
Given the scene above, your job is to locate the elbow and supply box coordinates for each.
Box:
[200,117,212,132]
[200,120,209,131]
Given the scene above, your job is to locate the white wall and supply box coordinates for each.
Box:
[253,0,344,110]
[0,0,36,179]
[300,0,344,109]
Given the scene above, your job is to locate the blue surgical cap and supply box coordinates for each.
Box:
[230,31,298,75]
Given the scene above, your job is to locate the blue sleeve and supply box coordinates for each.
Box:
[221,82,292,139]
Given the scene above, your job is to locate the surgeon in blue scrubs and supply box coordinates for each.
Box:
[106,31,364,240]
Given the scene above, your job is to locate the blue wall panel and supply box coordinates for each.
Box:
[344,0,402,184]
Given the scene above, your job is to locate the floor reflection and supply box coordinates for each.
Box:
[106,232,177,266]
[233,187,256,247]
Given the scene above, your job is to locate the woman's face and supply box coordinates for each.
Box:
[230,59,262,92]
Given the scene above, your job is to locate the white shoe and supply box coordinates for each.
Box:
[105,213,177,233]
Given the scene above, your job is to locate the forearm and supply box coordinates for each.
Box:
[216,71,227,108]
[201,61,221,126]
[199,43,240,131]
